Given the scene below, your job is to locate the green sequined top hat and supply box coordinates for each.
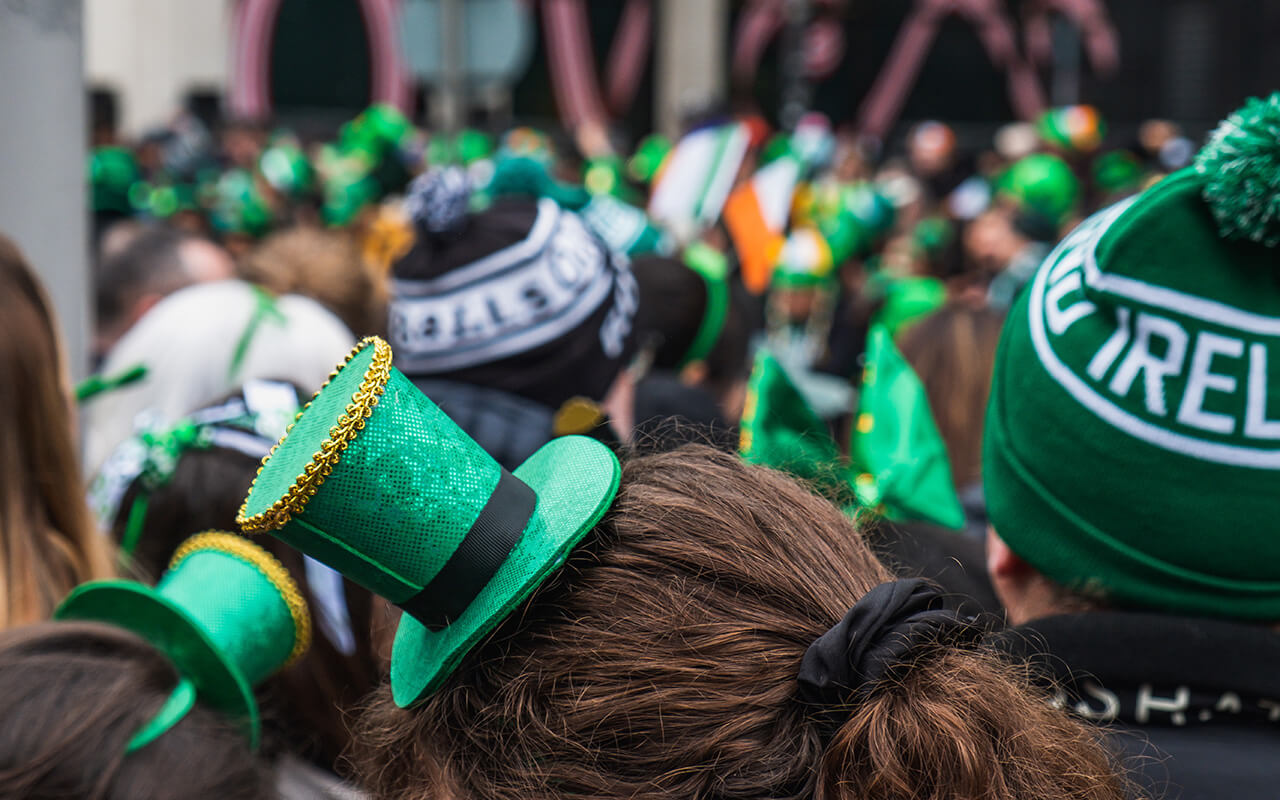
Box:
[237,337,621,707]
[55,532,311,748]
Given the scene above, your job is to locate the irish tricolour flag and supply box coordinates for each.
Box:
[648,123,751,245]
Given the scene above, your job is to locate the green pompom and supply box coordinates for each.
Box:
[1195,93,1280,246]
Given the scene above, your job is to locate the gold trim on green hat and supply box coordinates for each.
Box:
[170,532,312,666]
[237,336,392,534]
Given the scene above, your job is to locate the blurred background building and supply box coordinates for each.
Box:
[82,0,1280,144]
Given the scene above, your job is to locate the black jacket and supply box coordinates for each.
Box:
[999,611,1280,799]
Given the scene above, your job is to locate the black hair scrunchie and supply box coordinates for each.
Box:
[797,578,981,735]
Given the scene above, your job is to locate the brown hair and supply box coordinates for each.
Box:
[0,233,115,628]
[897,303,1005,489]
[240,226,387,338]
[353,446,1130,800]
[0,620,271,799]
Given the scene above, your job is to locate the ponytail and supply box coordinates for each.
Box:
[816,644,1130,800]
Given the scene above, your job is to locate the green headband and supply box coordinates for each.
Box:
[119,421,211,557]
[76,364,148,403]
[228,285,287,382]
[127,678,197,753]
[681,242,731,368]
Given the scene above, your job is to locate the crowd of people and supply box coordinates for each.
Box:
[3,86,1279,799]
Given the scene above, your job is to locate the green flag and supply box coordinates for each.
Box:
[850,325,964,530]
[739,350,842,490]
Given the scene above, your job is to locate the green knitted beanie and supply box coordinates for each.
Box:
[985,93,1280,620]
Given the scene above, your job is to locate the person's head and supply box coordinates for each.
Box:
[95,227,237,358]
[238,345,1130,800]
[241,225,387,338]
[898,304,1005,489]
[963,207,1026,275]
[907,120,956,177]
[388,170,638,411]
[984,94,1280,625]
[630,251,750,416]
[0,233,114,629]
[82,280,355,478]
[0,620,272,799]
[351,446,1125,800]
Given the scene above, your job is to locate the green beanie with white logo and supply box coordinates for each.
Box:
[985,93,1280,620]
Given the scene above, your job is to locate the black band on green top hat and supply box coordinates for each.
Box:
[55,532,311,749]
[238,336,621,707]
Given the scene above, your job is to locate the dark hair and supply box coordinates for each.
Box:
[353,446,1131,800]
[631,255,750,397]
[111,442,381,771]
[95,227,193,333]
[0,621,271,800]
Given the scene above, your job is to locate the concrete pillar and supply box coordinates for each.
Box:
[656,0,728,138]
[0,0,91,377]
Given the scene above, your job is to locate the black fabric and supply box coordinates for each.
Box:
[995,611,1280,799]
[422,297,630,409]
[397,469,536,631]
[394,198,539,281]
[797,579,979,738]
[413,379,554,471]
[631,373,737,454]
[863,519,1001,618]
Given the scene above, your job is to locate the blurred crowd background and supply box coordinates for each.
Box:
[2,2,1280,797]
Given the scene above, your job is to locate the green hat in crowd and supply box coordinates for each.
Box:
[870,274,948,339]
[998,153,1080,228]
[771,227,836,289]
[627,133,671,184]
[488,155,668,256]
[238,337,621,707]
[986,93,1280,619]
[56,532,310,750]
[1037,105,1106,153]
[259,136,314,199]
[487,154,589,209]
[842,183,896,239]
[209,169,274,237]
[427,129,496,166]
[1092,150,1145,196]
[90,146,142,215]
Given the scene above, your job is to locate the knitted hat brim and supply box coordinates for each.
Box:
[389,433,620,707]
[55,582,260,746]
[984,305,1280,619]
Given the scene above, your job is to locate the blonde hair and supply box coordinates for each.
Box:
[241,226,388,338]
[0,234,115,627]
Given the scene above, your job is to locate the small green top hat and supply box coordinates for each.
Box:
[237,337,621,707]
[55,532,310,748]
